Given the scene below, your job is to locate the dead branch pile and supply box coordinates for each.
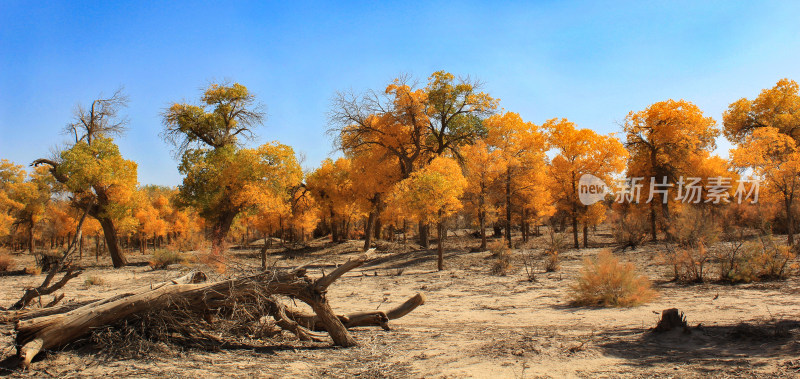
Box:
[3,251,425,368]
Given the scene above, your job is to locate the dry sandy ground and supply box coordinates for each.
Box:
[1,235,799,378]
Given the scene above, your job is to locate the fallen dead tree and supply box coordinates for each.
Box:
[9,251,425,368]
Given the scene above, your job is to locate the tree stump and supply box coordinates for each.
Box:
[653,308,687,332]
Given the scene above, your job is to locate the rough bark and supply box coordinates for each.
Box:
[97,216,126,268]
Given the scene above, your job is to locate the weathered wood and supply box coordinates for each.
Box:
[14,257,377,367]
[290,293,426,331]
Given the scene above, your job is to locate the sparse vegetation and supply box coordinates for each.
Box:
[490,239,513,276]
[0,252,13,272]
[719,237,798,283]
[149,250,185,269]
[84,275,105,286]
[612,212,649,250]
[570,250,656,307]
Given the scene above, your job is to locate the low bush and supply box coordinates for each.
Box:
[169,233,207,253]
[149,250,185,270]
[0,252,13,272]
[719,237,797,283]
[542,229,565,272]
[661,243,712,283]
[613,212,649,250]
[84,275,105,286]
[490,239,512,276]
[570,250,656,307]
[543,250,560,272]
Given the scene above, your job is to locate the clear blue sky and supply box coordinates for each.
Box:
[2,1,800,186]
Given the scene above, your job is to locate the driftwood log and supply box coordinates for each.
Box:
[10,252,424,368]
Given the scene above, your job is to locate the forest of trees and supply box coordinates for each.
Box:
[2,73,799,271]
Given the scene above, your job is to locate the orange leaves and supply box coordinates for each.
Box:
[389,156,467,223]
[307,157,366,224]
[546,117,626,220]
[723,78,800,143]
[624,99,719,179]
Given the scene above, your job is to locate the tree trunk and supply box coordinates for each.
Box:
[583,221,588,248]
[572,214,579,249]
[210,211,236,258]
[364,211,375,251]
[479,210,487,250]
[418,221,429,249]
[505,170,512,248]
[98,216,127,268]
[437,212,445,271]
[28,222,34,255]
[649,200,658,242]
[785,195,795,246]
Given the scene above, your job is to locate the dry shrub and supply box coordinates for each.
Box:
[521,250,537,282]
[661,243,712,283]
[149,250,185,269]
[660,208,720,283]
[720,237,797,283]
[490,239,513,276]
[613,212,649,249]
[84,274,105,286]
[25,265,42,275]
[543,250,560,272]
[0,252,13,272]
[570,250,655,307]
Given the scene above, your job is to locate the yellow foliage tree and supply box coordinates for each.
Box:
[546,118,627,248]
[731,127,800,244]
[462,140,506,249]
[390,156,467,270]
[623,99,719,241]
[485,112,549,248]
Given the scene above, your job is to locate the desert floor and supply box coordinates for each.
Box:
[1,231,799,378]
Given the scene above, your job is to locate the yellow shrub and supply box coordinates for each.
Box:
[570,250,656,307]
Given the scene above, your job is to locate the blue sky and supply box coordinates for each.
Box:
[2,1,800,186]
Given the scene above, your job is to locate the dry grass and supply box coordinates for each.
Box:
[570,250,656,307]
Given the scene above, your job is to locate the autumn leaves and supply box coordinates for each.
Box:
[4,73,800,271]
